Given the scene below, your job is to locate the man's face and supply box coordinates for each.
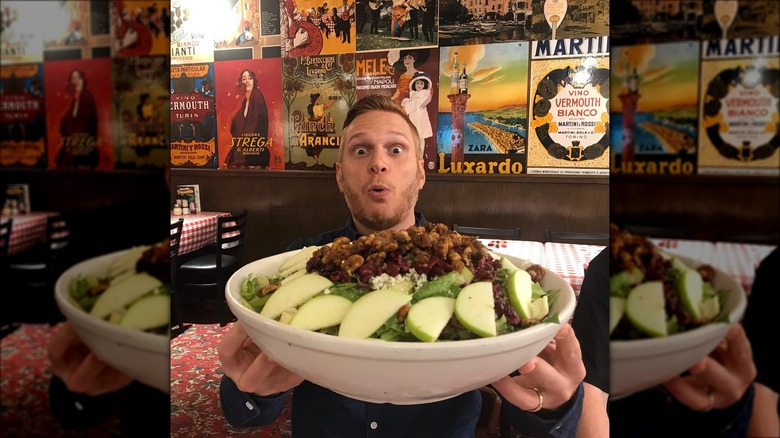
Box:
[336,110,425,235]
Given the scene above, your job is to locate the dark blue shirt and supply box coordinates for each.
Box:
[219,213,585,437]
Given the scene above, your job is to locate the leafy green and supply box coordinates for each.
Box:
[241,274,260,301]
[326,283,369,302]
[413,271,463,301]
[610,268,643,298]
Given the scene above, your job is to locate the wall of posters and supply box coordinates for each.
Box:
[170,62,219,168]
[0,64,47,168]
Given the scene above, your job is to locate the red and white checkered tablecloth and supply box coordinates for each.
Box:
[543,242,606,294]
[713,242,776,294]
[172,211,230,255]
[649,238,716,265]
[1,212,59,256]
[479,239,546,266]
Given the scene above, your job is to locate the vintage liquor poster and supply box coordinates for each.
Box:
[435,43,529,175]
[356,0,439,52]
[0,1,45,64]
[111,1,171,57]
[112,55,170,169]
[527,37,610,175]
[697,36,779,176]
[212,0,282,60]
[611,0,701,46]
[438,0,525,49]
[170,63,219,168]
[43,58,114,170]
[356,48,439,170]
[699,0,779,41]
[530,0,608,41]
[610,41,700,176]
[280,0,356,57]
[171,0,215,64]
[40,0,111,60]
[282,54,355,170]
[215,58,285,169]
[0,64,47,168]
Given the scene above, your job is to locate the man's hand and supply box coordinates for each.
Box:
[663,323,756,412]
[218,322,304,396]
[492,323,586,412]
[47,322,133,396]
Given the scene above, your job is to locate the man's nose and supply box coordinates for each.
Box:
[370,152,388,173]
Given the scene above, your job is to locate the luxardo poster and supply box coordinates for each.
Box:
[356,48,439,170]
[610,41,700,176]
[0,64,46,168]
[282,54,355,170]
[698,36,779,175]
[215,58,285,169]
[436,43,529,175]
[170,63,219,168]
[43,58,114,170]
[527,37,610,175]
[112,55,170,169]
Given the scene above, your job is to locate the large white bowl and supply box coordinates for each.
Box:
[54,249,170,393]
[610,254,747,400]
[225,250,576,405]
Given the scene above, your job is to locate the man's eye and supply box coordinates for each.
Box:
[354,147,368,155]
[390,146,403,154]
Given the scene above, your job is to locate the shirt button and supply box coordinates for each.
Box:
[370,421,378,430]
[245,401,254,410]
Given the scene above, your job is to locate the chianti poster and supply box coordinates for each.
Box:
[170,0,215,64]
[170,63,218,168]
[0,1,45,64]
[43,58,114,170]
[282,54,355,170]
[697,36,779,175]
[215,58,284,169]
[356,48,439,171]
[527,37,610,175]
[0,64,47,168]
[436,43,529,175]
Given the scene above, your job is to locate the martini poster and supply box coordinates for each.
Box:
[356,48,439,171]
[698,36,779,175]
[0,64,47,168]
[215,58,284,169]
[282,54,355,170]
[170,63,219,168]
[436,43,529,175]
[43,58,114,170]
[610,41,700,176]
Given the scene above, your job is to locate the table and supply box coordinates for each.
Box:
[542,242,606,294]
[649,238,716,265]
[713,242,776,294]
[1,212,59,256]
[479,239,546,266]
[171,211,230,255]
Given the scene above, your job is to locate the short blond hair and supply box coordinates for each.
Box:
[340,94,420,160]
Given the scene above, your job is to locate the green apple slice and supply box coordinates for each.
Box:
[527,295,549,321]
[507,269,533,319]
[119,294,170,330]
[289,294,353,331]
[338,286,412,339]
[699,296,720,321]
[260,273,333,320]
[107,246,150,279]
[609,296,626,334]
[454,281,496,338]
[278,246,319,273]
[671,256,691,273]
[626,281,668,337]
[677,269,703,321]
[406,297,456,342]
[500,256,520,273]
[90,273,163,319]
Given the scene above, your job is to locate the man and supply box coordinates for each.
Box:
[335,0,353,43]
[218,95,604,436]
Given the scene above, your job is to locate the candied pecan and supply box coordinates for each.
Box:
[397,303,411,322]
[343,254,365,274]
[260,283,281,296]
[526,264,546,283]
[697,264,716,283]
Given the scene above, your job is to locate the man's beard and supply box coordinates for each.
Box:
[340,168,422,233]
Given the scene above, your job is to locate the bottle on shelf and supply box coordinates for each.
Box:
[451,52,460,94]
[459,63,468,94]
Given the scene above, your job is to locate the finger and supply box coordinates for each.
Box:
[491,376,542,411]
[544,324,583,378]
[237,353,302,396]
[518,357,537,375]
[687,355,750,405]
[47,323,90,381]
[663,374,712,411]
[218,323,252,364]
[511,355,578,410]
[718,324,756,380]
[67,353,132,396]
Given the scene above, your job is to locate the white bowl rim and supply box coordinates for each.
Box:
[225,249,576,359]
[54,249,169,354]
[609,253,747,357]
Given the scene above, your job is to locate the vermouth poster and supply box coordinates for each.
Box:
[527,36,610,174]
[170,0,215,64]
[215,58,285,169]
[282,54,355,170]
[170,63,219,168]
[436,43,529,175]
[356,48,439,171]
[610,41,700,176]
[44,58,114,170]
[112,55,170,169]
[0,64,47,168]
[697,36,779,175]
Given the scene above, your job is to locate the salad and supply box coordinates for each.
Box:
[609,224,727,340]
[240,223,559,342]
[68,240,171,335]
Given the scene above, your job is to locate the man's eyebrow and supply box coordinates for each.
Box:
[347,130,410,142]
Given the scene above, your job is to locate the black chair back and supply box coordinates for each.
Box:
[453,224,521,240]
[0,218,11,258]
[170,218,184,259]
[544,230,609,246]
[215,209,248,271]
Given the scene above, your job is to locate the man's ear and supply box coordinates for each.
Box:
[418,159,426,189]
[335,162,345,193]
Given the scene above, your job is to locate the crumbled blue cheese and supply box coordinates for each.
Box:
[370,270,427,291]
